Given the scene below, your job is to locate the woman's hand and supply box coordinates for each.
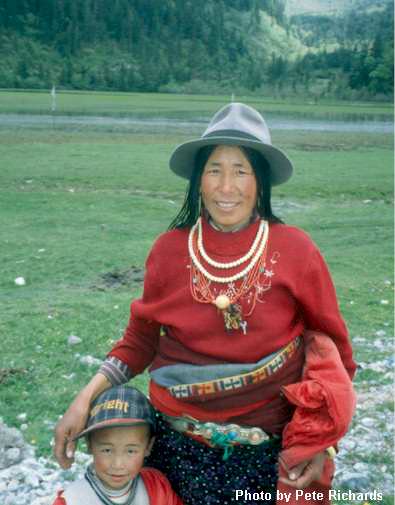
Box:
[279,452,327,489]
[54,373,111,468]
[54,393,90,469]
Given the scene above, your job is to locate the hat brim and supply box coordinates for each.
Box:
[74,418,153,440]
[169,136,293,186]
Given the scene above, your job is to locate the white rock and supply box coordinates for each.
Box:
[21,459,41,471]
[42,472,60,483]
[74,452,91,464]
[9,465,23,478]
[380,299,389,305]
[25,473,40,487]
[67,335,82,345]
[6,447,21,464]
[367,362,387,372]
[339,438,356,451]
[32,499,51,505]
[79,355,102,367]
[7,478,20,491]
[17,413,27,422]
[373,339,384,349]
[360,417,376,428]
[353,462,369,473]
[352,336,365,343]
[35,487,50,495]
[61,373,75,381]
[14,277,26,286]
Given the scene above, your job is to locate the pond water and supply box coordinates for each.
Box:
[0,113,392,134]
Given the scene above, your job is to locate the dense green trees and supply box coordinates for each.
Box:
[291,2,394,99]
[0,0,392,99]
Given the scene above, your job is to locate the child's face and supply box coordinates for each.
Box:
[89,425,154,490]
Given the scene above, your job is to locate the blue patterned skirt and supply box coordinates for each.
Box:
[146,414,281,505]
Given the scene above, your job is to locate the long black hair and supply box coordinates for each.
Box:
[168,144,283,230]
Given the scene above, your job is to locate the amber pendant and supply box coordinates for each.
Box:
[222,304,247,334]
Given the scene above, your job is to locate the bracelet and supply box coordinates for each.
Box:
[325,446,337,459]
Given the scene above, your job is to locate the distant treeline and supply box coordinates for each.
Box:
[0,0,393,99]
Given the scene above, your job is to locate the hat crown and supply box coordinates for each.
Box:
[75,385,156,439]
[203,103,271,145]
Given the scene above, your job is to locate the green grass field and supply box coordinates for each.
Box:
[0,91,393,503]
[0,89,393,119]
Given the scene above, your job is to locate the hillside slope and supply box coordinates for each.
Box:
[0,0,392,98]
[285,0,390,16]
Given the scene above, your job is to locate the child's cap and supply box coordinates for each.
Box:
[75,385,156,440]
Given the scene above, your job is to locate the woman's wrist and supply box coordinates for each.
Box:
[99,357,133,385]
[77,373,112,404]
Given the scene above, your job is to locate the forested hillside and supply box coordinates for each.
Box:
[0,0,392,99]
[285,0,386,16]
[290,1,394,98]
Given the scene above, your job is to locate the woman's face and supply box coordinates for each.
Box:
[200,145,257,231]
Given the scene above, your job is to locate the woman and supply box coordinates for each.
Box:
[55,103,356,504]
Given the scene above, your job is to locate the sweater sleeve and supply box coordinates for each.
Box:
[141,467,184,504]
[296,247,356,378]
[99,356,134,385]
[107,245,163,375]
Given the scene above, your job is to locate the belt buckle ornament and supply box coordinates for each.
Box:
[193,420,267,446]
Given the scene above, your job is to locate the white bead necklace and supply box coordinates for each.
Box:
[188,218,269,284]
[197,217,265,269]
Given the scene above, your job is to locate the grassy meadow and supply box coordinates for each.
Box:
[0,89,393,119]
[0,91,393,502]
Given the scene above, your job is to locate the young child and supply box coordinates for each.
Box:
[53,385,183,504]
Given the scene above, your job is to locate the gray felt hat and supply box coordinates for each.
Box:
[169,102,293,186]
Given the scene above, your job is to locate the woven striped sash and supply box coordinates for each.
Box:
[169,335,301,400]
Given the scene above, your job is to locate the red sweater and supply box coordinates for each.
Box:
[109,219,356,418]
